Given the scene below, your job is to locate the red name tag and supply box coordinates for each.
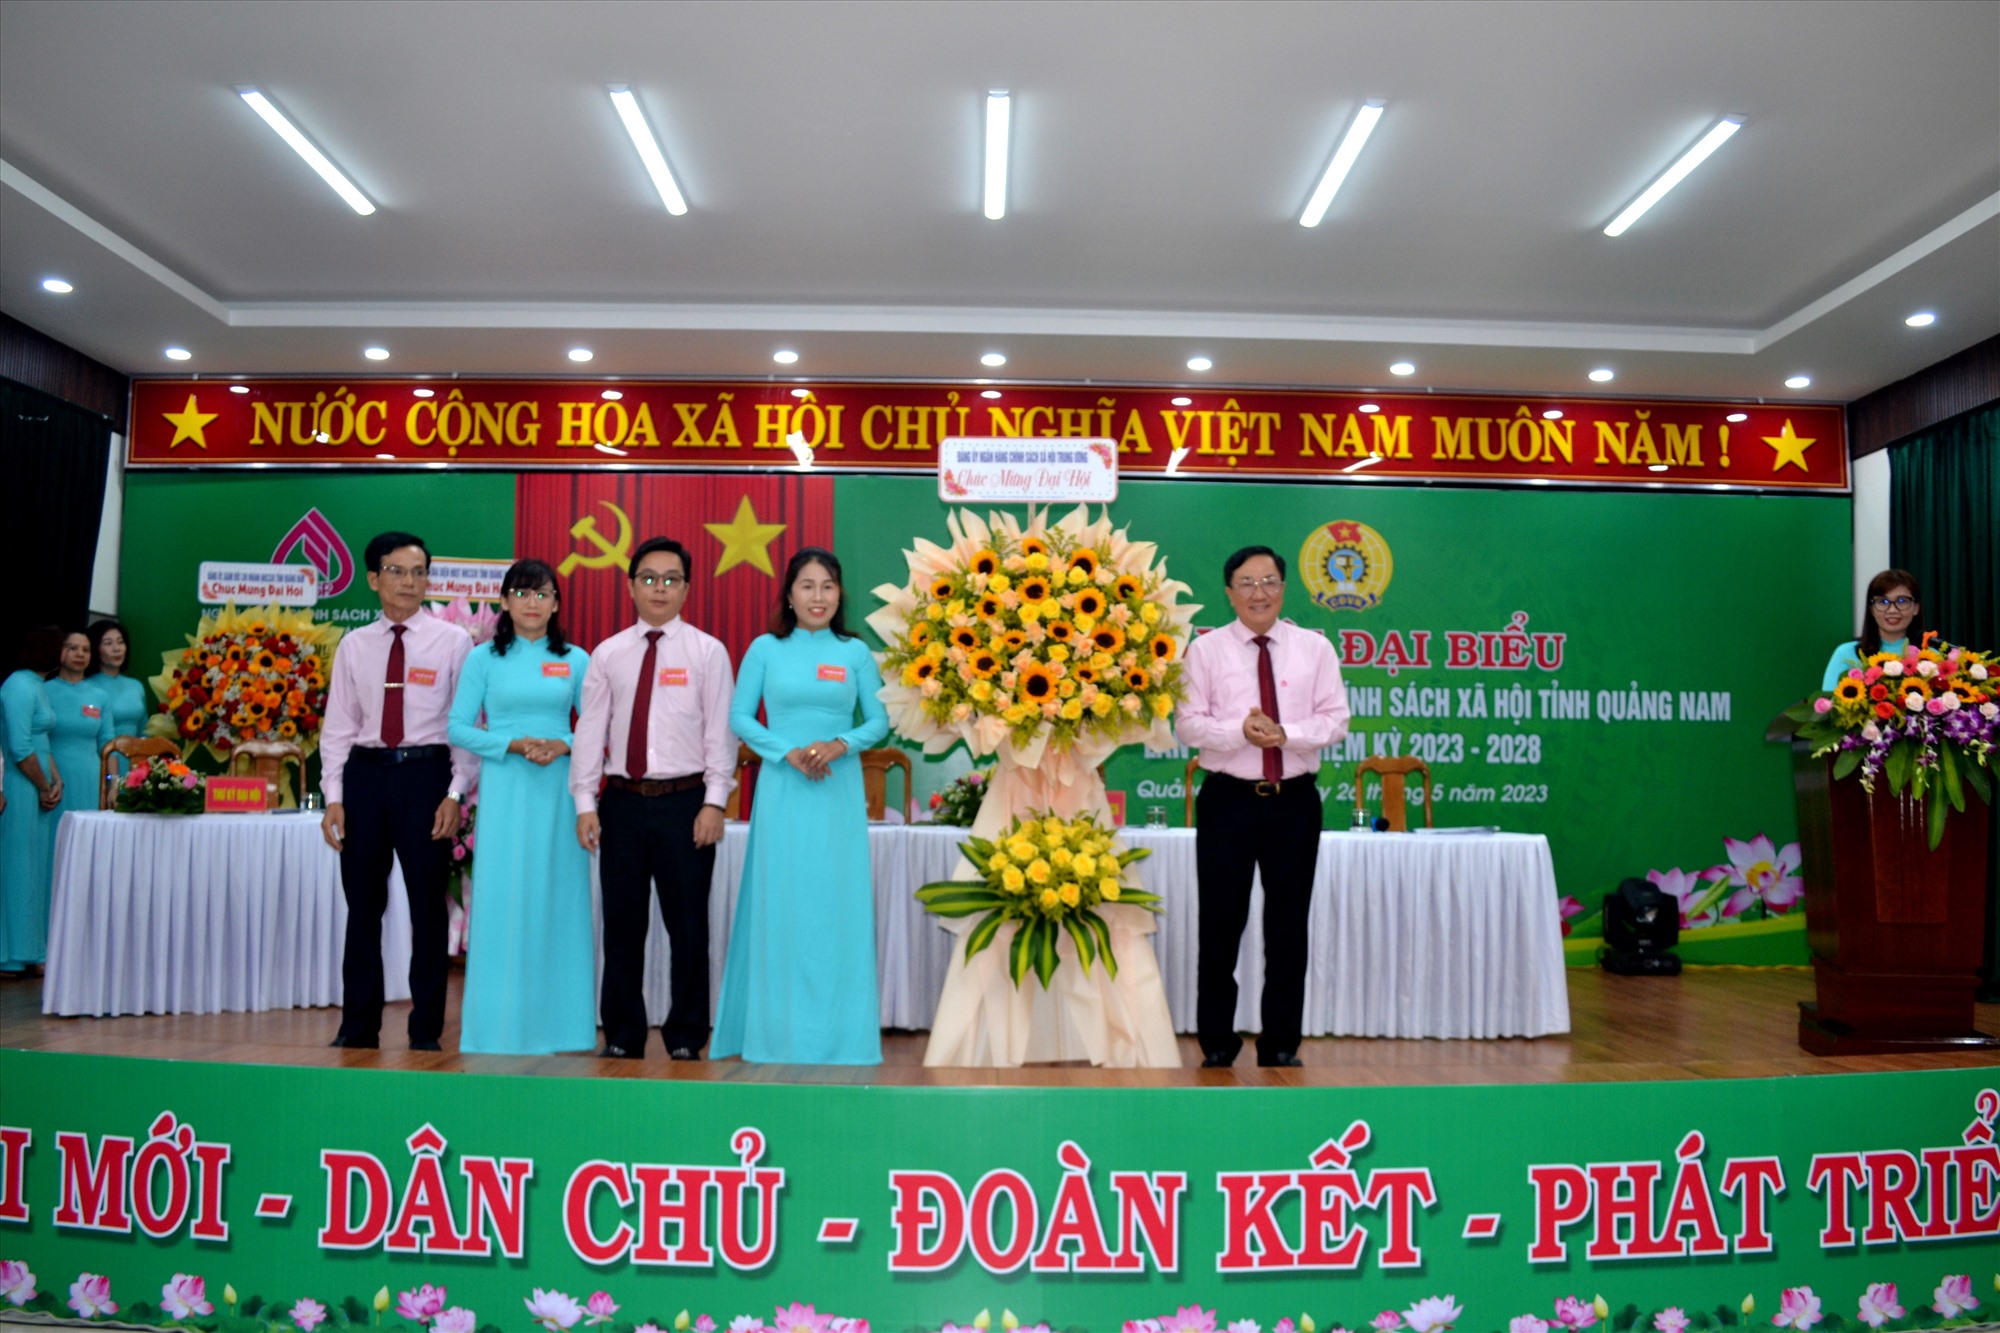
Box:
[542,662,571,678]
[658,667,688,687]
[817,664,848,682]
[81,704,101,718]
[406,667,438,687]
[204,776,269,814]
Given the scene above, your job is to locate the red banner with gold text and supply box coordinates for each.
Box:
[129,379,1848,490]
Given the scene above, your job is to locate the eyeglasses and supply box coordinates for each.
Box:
[1232,575,1284,592]
[378,564,429,582]
[633,573,686,589]
[506,588,554,604]
[1871,596,1917,611]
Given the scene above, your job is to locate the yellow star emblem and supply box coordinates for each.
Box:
[704,496,787,577]
[1762,419,1816,473]
[162,393,219,449]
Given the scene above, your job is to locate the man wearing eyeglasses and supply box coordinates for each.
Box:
[571,537,737,1060]
[1177,545,1350,1069]
[321,531,480,1052]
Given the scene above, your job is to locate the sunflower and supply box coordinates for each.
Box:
[976,595,1004,620]
[1069,547,1100,578]
[970,548,1001,577]
[1072,588,1107,620]
[1018,662,1059,704]
[908,621,933,648]
[968,649,1001,678]
[930,575,956,601]
[1019,574,1053,603]
[1044,621,1076,645]
[1148,634,1177,664]
[1073,662,1099,684]
[1126,667,1152,691]
[911,659,940,683]
[1899,675,1935,701]
[950,625,980,651]
[1019,535,1049,559]
[1833,677,1866,705]
[1090,624,1126,655]
[1113,573,1143,602]
[1001,628,1028,652]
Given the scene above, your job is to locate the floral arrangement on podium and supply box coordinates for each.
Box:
[113,757,207,814]
[871,505,1197,1066]
[1786,634,1995,848]
[917,812,1161,986]
[147,605,342,767]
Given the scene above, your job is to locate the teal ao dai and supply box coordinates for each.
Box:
[0,671,59,968]
[42,677,113,826]
[447,635,596,1055]
[713,628,889,1065]
[91,674,153,773]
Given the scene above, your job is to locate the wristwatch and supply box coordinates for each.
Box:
[446,791,464,803]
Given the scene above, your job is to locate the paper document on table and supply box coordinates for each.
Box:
[1412,825,1503,834]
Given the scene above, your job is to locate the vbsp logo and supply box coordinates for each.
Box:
[1300,520,1392,612]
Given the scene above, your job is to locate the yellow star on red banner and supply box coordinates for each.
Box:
[1762,419,1816,473]
[162,393,219,449]
[704,496,786,577]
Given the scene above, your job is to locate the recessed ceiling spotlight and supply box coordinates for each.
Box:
[229,385,249,395]
[424,461,448,471]
[1588,368,1615,383]
[984,90,1011,221]
[1171,397,1192,407]
[1905,312,1936,328]
[164,347,192,361]
[593,443,628,457]
[981,390,1002,399]
[1603,116,1742,238]
[790,389,811,399]
[1542,409,1563,420]
[363,346,390,361]
[568,348,594,363]
[1299,100,1385,228]
[607,85,689,215]
[1358,403,1381,414]
[601,389,624,401]
[1529,478,1552,486]
[1784,375,1812,389]
[1186,356,1213,372]
[237,87,378,216]
[1647,464,1670,473]
[773,350,800,365]
[1726,411,1747,422]
[1389,361,1415,376]
[41,278,73,294]
[981,352,1007,367]
[413,387,435,399]
[374,452,395,461]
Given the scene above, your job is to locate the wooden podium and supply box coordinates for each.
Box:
[1773,716,1999,1054]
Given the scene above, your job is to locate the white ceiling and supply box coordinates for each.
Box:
[2,0,1996,403]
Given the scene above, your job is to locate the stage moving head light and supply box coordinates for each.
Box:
[1600,876,1682,976]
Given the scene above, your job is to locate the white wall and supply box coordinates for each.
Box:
[1850,448,1890,632]
[88,432,124,617]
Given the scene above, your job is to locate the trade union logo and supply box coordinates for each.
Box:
[270,508,355,599]
[1299,519,1392,613]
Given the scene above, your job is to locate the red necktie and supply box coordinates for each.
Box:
[381,625,407,748]
[626,630,663,779]
[1253,633,1282,782]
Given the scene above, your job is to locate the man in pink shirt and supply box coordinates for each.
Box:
[319,532,479,1051]
[1176,545,1350,1069]
[571,537,737,1060]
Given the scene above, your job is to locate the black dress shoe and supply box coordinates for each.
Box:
[668,1046,702,1061]
[410,1039,441,1052]
[1258,1050,1304,1068]
[599,1043,640,1059]
[1201,1051,1235,1068]
[329,1033,379,1049]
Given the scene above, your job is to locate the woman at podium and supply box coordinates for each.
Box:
[1822,569,1924,690]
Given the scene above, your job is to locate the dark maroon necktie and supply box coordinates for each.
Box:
[1253,633,1282,782]
[626,630,663,778]
[380,625,407,748]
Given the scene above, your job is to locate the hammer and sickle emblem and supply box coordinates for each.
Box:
[558,501,634,577]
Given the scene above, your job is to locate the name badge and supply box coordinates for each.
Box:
[81,704,102,718]
[817,664,848,682]
[658,667,688,687]
[406,668,439,688]
[542,662,571,678]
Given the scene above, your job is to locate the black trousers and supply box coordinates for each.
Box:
[1194,771,1323,1062]
[598,784,716,1053]
[337,753,453,1043]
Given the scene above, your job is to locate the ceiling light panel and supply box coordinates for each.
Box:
[1603,117,1741,238]
[1300,101,1384,228]
[608,85,689,215]
[237,88,377,216]
[984,91,1011,221]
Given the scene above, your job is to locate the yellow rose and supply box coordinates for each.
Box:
[1048,643,1070,662]
[1067,567,1088,586]
[1039,887,1061,911]
[1091,694,1114,717]
[1091,651,1115,671]
[1058,680,1078,699]
[1058,882,1081,908]
[1060,698,1084,720]
[925,641,947,661]
[1008,838,1036,862]
[1025,552,1050,571]
[1027,859,1052,885]
[970,681,994,702]
[926,604,945,621]
[1042,816,1067,840]
[1072,852,1097,877]
[1074,616,1097,636]
[1002,703,1030,724]
[1100,878,1122,901]
[1150,692,1174,717]
[1019,602,1043,624]
[988,573,1011,592]
[947,599,967,617]
[1051,847,1072,868]
[1001,866,1026,893]
[1142,603,1162,624]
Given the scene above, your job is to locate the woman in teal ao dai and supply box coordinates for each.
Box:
[88,620,153,771]
[714,547,889,1065]
[1,628,64,972]
[446,560,596,1055]
[44,631,113,828]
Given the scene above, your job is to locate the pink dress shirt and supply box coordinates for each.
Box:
[571,618,738,814]
[1175,619,1351,781]
[319,608,480,804]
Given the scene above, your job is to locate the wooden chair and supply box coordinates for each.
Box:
[99,736,182,808]
[861,746,913,822]
[233,740,306,805]
[725,741,760,820]
[1354,756,1434,831]
[1183,755,1203,826]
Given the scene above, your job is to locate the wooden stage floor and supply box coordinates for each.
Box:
[5,967,1998,1087]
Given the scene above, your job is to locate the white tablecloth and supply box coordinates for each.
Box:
[48,814,1568,1040]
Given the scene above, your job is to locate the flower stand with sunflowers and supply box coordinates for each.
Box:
[869,505,1198,1068]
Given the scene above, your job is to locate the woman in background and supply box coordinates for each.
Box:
[87,619,152,771]
[44,629,112,825]
[446,559,596,1055]
[1822,569,1925,690]
[714,547,888,1065]
[0,627,65,974]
